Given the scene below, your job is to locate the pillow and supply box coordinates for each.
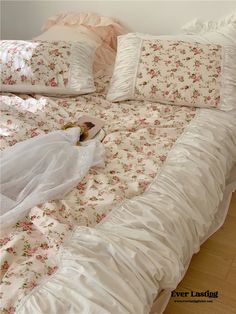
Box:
[38,12,128,73]
[35,25,102,45]
[0,40,96,95]
[181,12,236,46]
[42,12,127,50]
[34,25,116,74]
[107,33,236,111]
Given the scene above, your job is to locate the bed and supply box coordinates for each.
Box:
[1,11,236,314]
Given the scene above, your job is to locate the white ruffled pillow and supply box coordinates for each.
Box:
[181,12,236,45]
[0,40,96,95]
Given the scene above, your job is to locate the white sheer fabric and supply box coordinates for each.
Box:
[0,128,104,228]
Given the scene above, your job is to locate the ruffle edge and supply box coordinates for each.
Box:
[181,11,236,34]
[42,12,128,50]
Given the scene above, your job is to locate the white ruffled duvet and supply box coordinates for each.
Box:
[0,128,104,228]
[17,108,236,314]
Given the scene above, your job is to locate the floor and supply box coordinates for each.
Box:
[165,192,236,314]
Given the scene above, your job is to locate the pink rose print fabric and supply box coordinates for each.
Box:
[0,40,95,95]
[0,73,197,313]
[135,40,222,108]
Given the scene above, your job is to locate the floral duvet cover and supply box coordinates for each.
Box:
[0,73,197,313]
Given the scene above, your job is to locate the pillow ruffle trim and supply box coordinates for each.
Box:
[181,12,236,34]
[42,12,128,50]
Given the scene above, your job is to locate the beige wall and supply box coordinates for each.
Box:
[1,0,236,39]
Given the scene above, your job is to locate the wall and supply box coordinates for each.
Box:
[1,1,236,39]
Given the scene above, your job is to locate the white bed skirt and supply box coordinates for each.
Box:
[150,166,236,314]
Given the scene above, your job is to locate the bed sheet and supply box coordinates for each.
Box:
[0,74,197,313]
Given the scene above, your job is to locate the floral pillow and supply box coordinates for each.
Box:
[0,40,97,95]
[107,33,236,111]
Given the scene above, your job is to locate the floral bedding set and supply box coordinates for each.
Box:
[1,14,234,313]
[0,73,197,313]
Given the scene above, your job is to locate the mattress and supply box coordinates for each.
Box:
[1,72,236,313]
